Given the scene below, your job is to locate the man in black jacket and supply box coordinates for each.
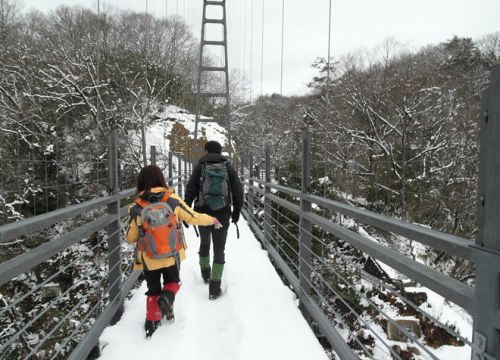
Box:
[184,140,243,299]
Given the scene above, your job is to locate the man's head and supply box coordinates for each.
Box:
[205,140,222,154]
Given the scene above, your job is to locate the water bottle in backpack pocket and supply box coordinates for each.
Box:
[200,162,230,211]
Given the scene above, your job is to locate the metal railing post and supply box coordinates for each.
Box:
[178,156,182,196]
[106,129,122,324]
[150,145,156,166]
[249,153,254,219]
[473,65,500,360]
[299,130,312,307]
[168,151,173,187]
[264,144,272,248]
[141,125,147,167]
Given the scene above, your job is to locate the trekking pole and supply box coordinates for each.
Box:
[194,225,200,238]
[235,223,240,239]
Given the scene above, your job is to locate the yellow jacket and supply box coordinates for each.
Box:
[127,187,214,271]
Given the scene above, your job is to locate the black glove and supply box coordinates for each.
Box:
[231,211,240,224]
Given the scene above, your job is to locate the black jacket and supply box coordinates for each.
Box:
[184,153,243,226]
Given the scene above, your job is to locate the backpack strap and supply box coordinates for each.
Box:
[199,162,207,187]
[162,193,187,260]
[223,161,233,202]
[129,203,143,224]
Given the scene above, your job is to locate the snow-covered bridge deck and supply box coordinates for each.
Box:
[98,220,328,360]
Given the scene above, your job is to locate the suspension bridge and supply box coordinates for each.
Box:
[1,0,500,359]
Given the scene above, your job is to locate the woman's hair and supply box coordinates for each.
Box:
[136,165,167,194]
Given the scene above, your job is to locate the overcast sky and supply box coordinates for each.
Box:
[23,0,500,98]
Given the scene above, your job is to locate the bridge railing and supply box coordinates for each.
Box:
[240,67,500,360]
[0,130,190,359]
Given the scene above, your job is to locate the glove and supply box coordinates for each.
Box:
[213,217,223,230]
[231,211,240,224]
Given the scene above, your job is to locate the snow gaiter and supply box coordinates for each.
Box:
[199,256,210,270]
[146,295,162,321]
[200,256,211,283]
[162,282,180,295]
[211,262,224,281]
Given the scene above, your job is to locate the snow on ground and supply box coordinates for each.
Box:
[98,220,329,360]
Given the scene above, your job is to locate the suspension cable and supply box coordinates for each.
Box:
[240,0,244,94]
[165,0,168,103]
[142,0,149,166]
[327,0,332,80]
[260,0,265,97]
[96,0,101,127]
[326,0,333,127]
[249,0,254,102]
[280,0,285,95]
[243,0,247,101]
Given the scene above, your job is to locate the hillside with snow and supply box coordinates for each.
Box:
[127,104,229,169]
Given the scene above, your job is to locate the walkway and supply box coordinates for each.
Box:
[98,220,329,360]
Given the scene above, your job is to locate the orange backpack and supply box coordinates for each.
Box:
[135,192,185,261]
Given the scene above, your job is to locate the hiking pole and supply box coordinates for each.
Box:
[194,225,200,238]
[235,223,240,239]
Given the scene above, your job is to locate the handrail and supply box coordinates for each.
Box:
[0,176,185,244]
[0,215,115,286]
[0,169,189,360]
[0,196,117,243]
[261,191,475,312]
[67,271,141,360]
[243,175,474,260]
[0,178,184,283]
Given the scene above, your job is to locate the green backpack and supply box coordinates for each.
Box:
[199,161,230,211]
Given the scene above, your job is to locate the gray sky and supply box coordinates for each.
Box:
[23,0,500,98]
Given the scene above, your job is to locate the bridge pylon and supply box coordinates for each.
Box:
[193,0,232,161]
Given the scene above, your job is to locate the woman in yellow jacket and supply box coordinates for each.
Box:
[127,165,221,337]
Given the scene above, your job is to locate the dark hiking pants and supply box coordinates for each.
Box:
[143,265,180,296]
[199,225,228,265]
